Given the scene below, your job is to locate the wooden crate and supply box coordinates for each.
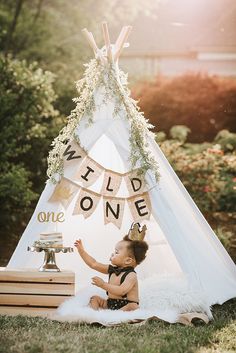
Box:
[0,267,75,317]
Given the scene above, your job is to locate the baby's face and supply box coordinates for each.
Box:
[110,241,133,267]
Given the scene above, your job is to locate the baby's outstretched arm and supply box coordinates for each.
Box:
[74,239,109,274]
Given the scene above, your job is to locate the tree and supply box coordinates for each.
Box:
[0,0,160,114]
[0,54,60,236]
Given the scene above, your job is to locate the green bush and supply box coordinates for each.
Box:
[158,130,236,212]
[0,55,61,235]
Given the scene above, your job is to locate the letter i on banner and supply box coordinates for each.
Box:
[125,169,146,196]
[73,188,101,218]
[48,177,79,209]
[74,157,103,187]
[63,140,87,167]
[127,192,152,222]
[103,196,125,229]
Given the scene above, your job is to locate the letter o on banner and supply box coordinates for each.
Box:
[73,188,101,219]
[80,196,93,211]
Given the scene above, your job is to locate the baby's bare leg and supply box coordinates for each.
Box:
[121,302,139,311]
[89,295,107,310]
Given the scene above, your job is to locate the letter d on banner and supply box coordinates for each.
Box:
[125,169,146,196]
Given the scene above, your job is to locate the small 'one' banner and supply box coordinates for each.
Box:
[74,156,103,187]
[48,177,79,209]
[100,169,123,196]
[103,196,125,229]
[127,192,152,222]
[73,187,101,219]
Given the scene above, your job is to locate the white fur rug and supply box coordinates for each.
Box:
[51,274,213,326]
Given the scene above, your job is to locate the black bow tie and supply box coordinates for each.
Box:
[109,266,134,276]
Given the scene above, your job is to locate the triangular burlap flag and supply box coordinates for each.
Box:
[63,140,87,166]
[100,169,123,196]
[48,177,79,209]
[125,169,146,196]
[74,156,104,187]
[127,192,152,222]
[73,187,101,219]
[103,196,125,229]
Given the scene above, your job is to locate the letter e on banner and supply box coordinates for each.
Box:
[127,192,152,222]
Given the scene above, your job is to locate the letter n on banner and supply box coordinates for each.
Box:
[48,177,79,209]
[74,157,103,187]
[125,169,146,196]
[63,140,87,166]
[103,196,125,229]
[73,188,101,218]
[127,192,152,222]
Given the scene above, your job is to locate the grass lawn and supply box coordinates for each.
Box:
[0,299,235,353]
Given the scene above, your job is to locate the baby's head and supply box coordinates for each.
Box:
[110,235,148,268]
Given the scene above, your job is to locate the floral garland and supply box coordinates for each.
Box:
[47,58,160,183]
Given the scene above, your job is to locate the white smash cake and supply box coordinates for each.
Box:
[34,232,63,248]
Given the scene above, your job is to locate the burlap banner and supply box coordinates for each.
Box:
[73,187,101,219]
[100,169,123,196]
[74,156,104,187]
[48,177,79,209]
[63,140,87,166]
[125,169,146,196]
[103,195,125,229]
[127,192,152,222]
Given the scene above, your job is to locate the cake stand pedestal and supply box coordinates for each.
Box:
[27,246,74,272]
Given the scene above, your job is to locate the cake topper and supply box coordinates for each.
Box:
[128,222,147,241]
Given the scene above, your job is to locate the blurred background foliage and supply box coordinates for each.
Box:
[0,0,235,264]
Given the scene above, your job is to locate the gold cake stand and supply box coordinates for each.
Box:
[27,246,74,272]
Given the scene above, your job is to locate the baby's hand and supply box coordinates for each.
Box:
[74,239,84,253]
[91,276,105,289]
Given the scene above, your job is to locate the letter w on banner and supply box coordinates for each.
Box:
[73,188,101,218]
[127,192,152,222]
[48,177,79,209]
[103,196,125,229]
[63,140,87,166]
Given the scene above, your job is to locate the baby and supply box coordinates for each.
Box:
[74,230,148,311]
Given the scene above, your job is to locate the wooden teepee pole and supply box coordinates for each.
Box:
[102,22,112,62]
[114,26,132,62]
[81,28,98,55]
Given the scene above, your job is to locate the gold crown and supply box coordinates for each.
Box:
[128,223,147,241]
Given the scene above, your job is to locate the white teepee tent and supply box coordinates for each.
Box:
[7,23,236,321]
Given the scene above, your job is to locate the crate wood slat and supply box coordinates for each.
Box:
[0,282,74,295]
[0,306,56,317]
[0,293,70,307]
[0,268,75,284]
[0,268,75,316]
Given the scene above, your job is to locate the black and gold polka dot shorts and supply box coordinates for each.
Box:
[107,298,139,310]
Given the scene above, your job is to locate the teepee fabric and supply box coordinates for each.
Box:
[7,24,236,323]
